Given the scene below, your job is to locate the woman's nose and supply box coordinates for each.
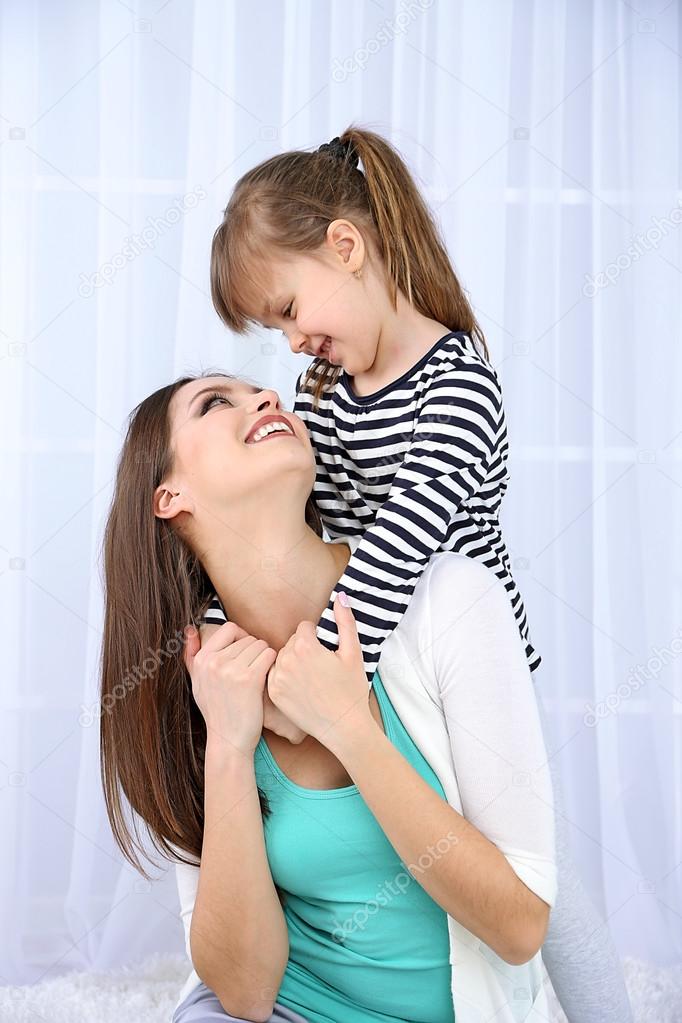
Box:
[256,388,281,409]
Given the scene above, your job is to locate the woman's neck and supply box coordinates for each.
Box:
[201,525,351,652]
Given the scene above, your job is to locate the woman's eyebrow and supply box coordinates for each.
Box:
[188,382,259,410]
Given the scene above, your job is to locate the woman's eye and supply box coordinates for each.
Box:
[200,392,232,414]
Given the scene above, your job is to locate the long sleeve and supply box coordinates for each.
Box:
[309,357,506,684]
[168,844,201,962]
[423,553,557,906]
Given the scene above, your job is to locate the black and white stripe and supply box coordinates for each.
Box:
[202,331,541,682]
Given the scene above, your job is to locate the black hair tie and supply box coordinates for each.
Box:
[317,135,359,171]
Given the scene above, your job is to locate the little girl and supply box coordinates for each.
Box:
[202,126,633,1023]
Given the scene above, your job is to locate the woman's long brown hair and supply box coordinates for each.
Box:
[210,123,488,409]
[99,370,322,880]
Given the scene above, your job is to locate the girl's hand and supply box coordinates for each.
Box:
[191,623,308,746]
[266,593,373,752]
[183,621,276,757]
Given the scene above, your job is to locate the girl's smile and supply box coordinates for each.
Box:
[322,337,339,364]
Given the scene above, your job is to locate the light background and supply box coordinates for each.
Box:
[0,0,680,985]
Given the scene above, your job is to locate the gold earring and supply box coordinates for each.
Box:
[353,267,362,279]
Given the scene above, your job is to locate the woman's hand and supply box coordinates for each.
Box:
[266,593,373,752]
[262,684,308,745]
[183,621,276,757]
[188,623,308,746]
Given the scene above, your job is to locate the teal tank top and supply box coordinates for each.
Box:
[254,670,455,1023]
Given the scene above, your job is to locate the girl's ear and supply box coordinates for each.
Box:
[326,218,365,273]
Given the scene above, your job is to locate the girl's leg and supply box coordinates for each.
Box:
[172,981,310,1023]
[533,672,634,1023]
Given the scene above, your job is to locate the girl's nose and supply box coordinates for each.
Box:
[288,330,308,355]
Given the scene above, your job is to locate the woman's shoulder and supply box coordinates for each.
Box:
[397,552,523,666]
[427,549,497,580]
[412,551,507,612]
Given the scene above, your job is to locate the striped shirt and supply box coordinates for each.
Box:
[201,330,541,683]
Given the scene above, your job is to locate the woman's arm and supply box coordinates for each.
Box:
[426,555,557,914]
[190,740,288,1022]
[322,555,555,966]
[326,714,549,965]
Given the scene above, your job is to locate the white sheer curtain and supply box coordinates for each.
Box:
[2,0,679,987]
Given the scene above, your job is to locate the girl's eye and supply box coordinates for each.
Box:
[282,303,293,319]
[200,391,232,415]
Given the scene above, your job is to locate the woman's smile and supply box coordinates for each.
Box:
[248,429,297,445]
[245,414,297,445]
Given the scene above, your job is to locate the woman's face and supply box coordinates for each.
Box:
[154,375,315,529]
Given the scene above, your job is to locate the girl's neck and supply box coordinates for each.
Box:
[352,296,450,397]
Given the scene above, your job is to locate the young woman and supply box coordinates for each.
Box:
[99,372,556,1022]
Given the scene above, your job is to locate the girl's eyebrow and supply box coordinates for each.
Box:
[188,381,259,410]
[262,295,283,318]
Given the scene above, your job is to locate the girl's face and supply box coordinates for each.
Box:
[154,376,315,530]
[257,220,386,376]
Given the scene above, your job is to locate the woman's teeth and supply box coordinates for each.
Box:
[250,421,294,444]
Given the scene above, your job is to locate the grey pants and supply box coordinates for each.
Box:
[532,668,634,1023]
[172,670,634,1023]
[172,982,310,1022]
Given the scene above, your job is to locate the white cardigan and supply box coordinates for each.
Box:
[170,549,557,1022]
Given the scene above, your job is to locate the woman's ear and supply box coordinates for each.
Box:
[153,485,190,520]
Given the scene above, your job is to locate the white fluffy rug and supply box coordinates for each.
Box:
[0,954,679,1023]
